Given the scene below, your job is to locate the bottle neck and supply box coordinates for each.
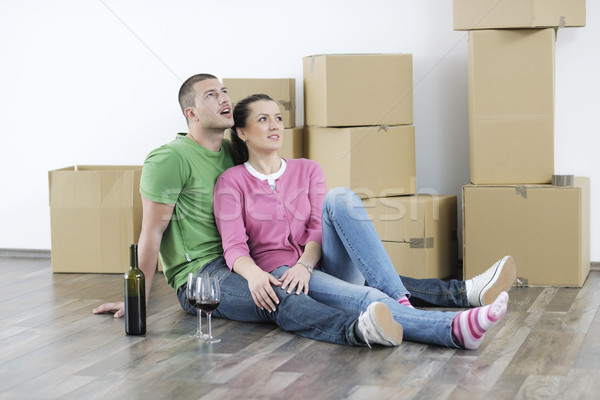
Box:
[130,244,139,270]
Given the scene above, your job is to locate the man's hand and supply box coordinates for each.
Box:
[92,302,125,318]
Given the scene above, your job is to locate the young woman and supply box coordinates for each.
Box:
[213,94,509,349]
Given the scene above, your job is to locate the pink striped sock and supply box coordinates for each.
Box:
[452,291,508,349]
[397,295,414,308]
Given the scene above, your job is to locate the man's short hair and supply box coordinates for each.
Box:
[178,73,218,114]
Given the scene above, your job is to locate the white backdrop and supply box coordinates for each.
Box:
[0,0,598,261]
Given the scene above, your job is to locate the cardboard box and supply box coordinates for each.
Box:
[453,0,586,30]
[463,178,591,287]
[223,78,295,128]
[303,54,413,127]
[469,28,555,184]
[49,166,143,273]
[363,195,458,279]
[305,125,416,198]
[226,127,304,159]
[280,127,304,159]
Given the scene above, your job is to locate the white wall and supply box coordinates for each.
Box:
[0,0,598,260]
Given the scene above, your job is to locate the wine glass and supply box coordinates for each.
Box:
[186,271,209,339]
[196,275,221,343]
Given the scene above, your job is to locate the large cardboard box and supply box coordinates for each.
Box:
[303,54,413,127]
[469,28,555,184]
[453,0,586,30]
[49,166,143,273]
[363,195,458,279]
[222,78,295,128]
[226,127,304,159]
[305,125,416,198]
[463,178,591,287]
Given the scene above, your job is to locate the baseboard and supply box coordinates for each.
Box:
[592,262,600,271]
[0,248,51,259]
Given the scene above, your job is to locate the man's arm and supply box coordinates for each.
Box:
[92,196,174,318]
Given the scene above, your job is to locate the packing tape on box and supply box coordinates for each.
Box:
[515,186,527,199]
[552,175,574,186]
[278,100,292,111]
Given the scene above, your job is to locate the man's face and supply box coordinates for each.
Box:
[191,79,233,130]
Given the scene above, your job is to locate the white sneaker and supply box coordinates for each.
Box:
[356,302,403,347]
[468,255,516,307]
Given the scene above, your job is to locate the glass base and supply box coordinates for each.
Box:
[188,330,210,340]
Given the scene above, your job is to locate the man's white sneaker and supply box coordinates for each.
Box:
[468,255,516,307]
[356,302,403,347]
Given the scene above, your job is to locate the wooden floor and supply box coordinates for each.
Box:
[1,257,599,400]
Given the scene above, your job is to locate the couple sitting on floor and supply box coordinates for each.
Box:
[94,74,516,349]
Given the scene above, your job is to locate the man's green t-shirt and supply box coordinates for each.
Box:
[140,133,234,290]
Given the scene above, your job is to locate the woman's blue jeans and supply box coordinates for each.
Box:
[320,187,469,309]
[178,257,365,346]
[178,257,459,347]
[176,187,468,347]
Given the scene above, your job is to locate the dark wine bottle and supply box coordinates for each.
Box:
[124,243,146,335]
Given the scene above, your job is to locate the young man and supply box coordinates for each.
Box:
[93,74,515,334]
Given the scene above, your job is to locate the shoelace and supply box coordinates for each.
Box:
[358,311,372,349]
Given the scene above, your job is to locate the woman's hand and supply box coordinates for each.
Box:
[246,269,281,312]
[279,264,311,295]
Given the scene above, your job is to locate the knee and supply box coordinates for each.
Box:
[325,187,354,205]
[362,287,388,303]
[323,187,365,221]
[324,187,358,212]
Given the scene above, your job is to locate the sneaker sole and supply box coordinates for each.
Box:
[372,303,403,346]
[482,255,517,306]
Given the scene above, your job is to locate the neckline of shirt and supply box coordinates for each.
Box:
[244,159,287,189]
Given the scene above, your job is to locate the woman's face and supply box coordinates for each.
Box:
[238,100,284,155]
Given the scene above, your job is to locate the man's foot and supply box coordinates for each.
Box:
[467,255,516,307]
[356,302,403,347]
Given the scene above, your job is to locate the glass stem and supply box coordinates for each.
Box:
[207,313,212,338]
[197,309,203,335]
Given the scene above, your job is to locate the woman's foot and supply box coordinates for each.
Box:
[452,291,509,349]
[356,302,404,347]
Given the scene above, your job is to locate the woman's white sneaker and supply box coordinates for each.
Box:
[356,302,403,347]
[467,255,516,307]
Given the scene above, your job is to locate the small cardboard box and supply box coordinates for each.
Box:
[469,28,555,184]
[305,125,416,198]
[226,126,304,159]
[303,54,413,127]
[49,165,143,273]
[363,195,458,279]
[453,0,586,30]
[463,178,591,287]
[223,78,296,128]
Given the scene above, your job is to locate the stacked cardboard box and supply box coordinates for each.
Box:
[303,54,458,279]
[454,0,590,286]
[363,195,458,279]
[223,78,303,159]
[303,54,416,197]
